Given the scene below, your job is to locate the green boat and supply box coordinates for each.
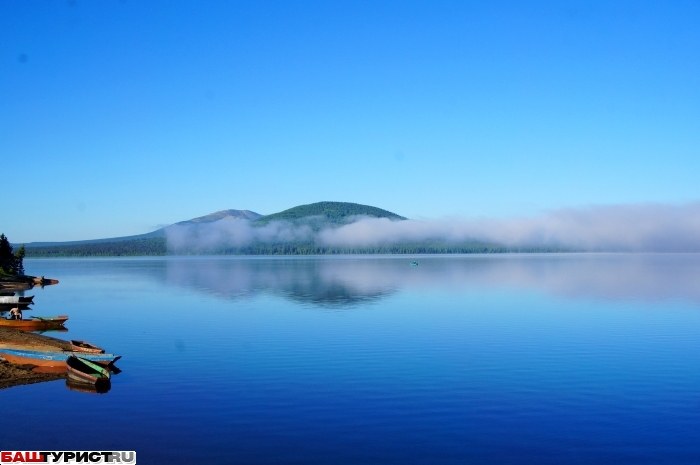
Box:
[67,355,112,385]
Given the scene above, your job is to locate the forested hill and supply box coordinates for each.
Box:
[255,202,406,225]
[21,201,570,257]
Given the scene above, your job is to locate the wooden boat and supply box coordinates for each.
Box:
[1,283,33,289]
[0,348,121,368]
[70,340,105,354]
[0,276,58,288]
[66,355,111,384]
[0,316,68,330]
[0,283,33,291]
[410,261,418,266]
[0,296,34,305]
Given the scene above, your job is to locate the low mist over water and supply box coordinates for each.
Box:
[165,203,700,253]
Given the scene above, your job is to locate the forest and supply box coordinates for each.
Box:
[24,237,167,257]
[0,233,26,275]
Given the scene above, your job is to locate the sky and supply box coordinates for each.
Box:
[1,1,699,242]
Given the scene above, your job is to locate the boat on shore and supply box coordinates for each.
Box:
[0,283,33,291]
[66,355,111,384]
[70,340,105,354]
[0,296,34,305]
[0,316,68,330]
[0,276,59,290]
[0,348,121,368]
[0,276,58,285]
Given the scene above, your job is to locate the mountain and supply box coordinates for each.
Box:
[254,201,405,225]
[22,203,397,249]
[19,200,566,256]
[20,201,410,257]
[20,202,554,257]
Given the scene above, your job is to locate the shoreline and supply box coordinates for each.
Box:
[0,328,70,389]
[0,361,64,390]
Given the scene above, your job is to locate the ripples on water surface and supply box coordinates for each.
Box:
[2,254,700,464]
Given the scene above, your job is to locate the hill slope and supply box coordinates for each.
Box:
[255,202,405,225]
[21,229,166,247]
[23,209,263,248]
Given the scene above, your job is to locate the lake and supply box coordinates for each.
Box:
[2,254,700,464]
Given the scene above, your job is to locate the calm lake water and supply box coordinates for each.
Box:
[3,254,700,464]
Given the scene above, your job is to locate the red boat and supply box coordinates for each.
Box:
[0,316,68,330]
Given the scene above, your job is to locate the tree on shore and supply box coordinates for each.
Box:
[14,245,25,275]
[0,234,25,276]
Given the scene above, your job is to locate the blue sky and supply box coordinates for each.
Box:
[2,1,699,242]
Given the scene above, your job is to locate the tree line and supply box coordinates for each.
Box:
[23,237,570,257]
[0,234,26,275]
[24,238,168,257]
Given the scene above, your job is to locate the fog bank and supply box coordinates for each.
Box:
[166,203,700,252]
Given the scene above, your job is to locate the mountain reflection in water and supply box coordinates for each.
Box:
[149,254,700,306]
[163,258,400,307]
